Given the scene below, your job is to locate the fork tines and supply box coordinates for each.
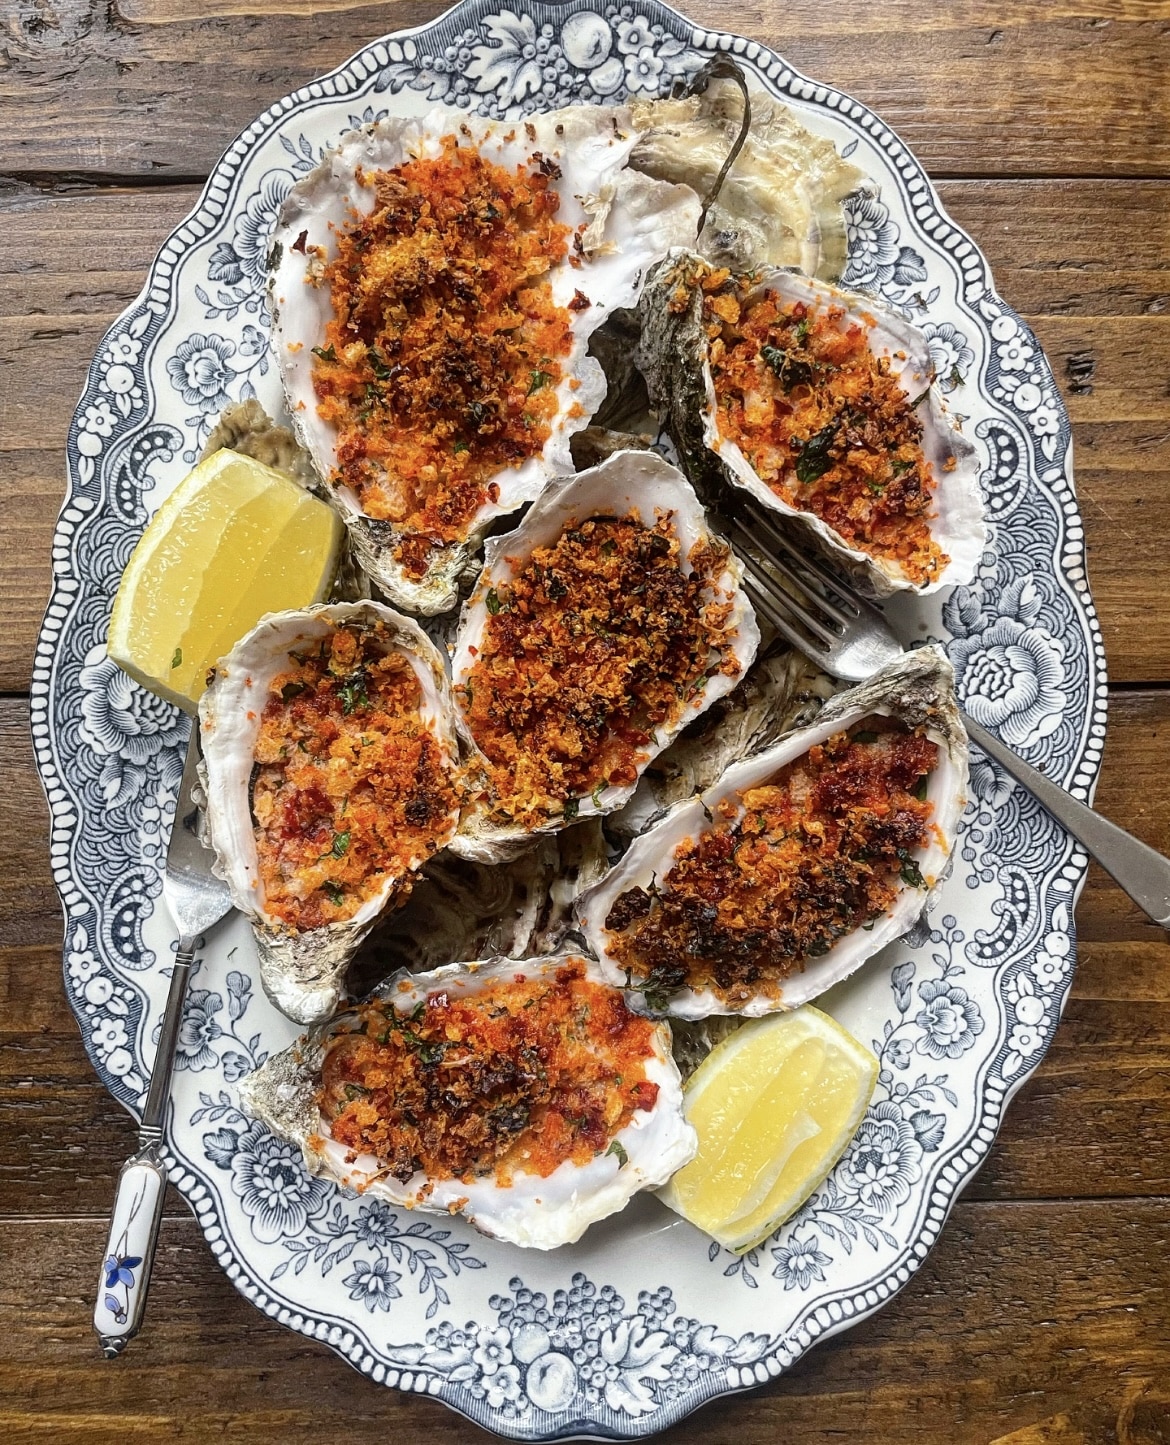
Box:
[719,501,857,657]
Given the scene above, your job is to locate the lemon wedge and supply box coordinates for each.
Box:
[660,1006,878,1252]
[108,449,343,711]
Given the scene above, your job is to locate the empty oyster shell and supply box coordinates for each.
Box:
[608,645,839,844]
[448,448,760,861]
[630,78,863,279]
[576,646,968,1018]
[198,601,462,1023]
[268,104,701,615]
[239,953,696,1249]
[638,252,986,595]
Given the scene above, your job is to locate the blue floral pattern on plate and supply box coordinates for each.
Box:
[33,2,1106,1437]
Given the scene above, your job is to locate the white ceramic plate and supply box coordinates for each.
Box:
[34,2,1106,1436]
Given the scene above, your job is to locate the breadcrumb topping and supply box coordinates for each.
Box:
[604,719,939,1009]
[458,513,741,829]
[320,960,660,1184]
[252,624,460,930]
[704,272,948,585]
[310,135,577,578]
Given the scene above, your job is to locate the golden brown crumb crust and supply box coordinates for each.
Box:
[320,960,660,1184]
[702,268,948,585]
[459,513,741,828]
[310,135,579,578]
[253,623,460,930]
[604,719,939,1008]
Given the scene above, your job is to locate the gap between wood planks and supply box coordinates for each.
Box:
[3,171,1170,197]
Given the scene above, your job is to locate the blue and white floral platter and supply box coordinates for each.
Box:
[34,1,1106,1437]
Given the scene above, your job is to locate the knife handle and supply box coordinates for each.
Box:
[93,1144,168,1358]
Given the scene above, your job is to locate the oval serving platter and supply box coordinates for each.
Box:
[32,1,1106,1437]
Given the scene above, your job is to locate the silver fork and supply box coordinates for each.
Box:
[93,725,234,1357]
[718,498,1170,928]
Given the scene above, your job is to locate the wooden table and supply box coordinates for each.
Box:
[3,3,1169,1441]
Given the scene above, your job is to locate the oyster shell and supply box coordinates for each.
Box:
[630,79,864,279]
[239,953,696,1249]
[198,601,462,1023]
[448,449,760,861]
[268,104,701,615]
[359,818,612,984]
[638,252,986,595]
[608,645,839,843]
[576,646,968,1018]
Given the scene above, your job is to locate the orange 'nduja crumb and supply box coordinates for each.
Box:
[252,623,460,930]
[459,514,740,829]
[310,136,575,579]
[706,278,948,586]
[604,719,939,1008]
[319,960,660,1184]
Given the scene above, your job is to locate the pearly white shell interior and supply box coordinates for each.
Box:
[262,954,697,1250]
[269,104,701,612]
[198,600,461,930]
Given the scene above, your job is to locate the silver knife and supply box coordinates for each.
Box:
[94,723,233,1357]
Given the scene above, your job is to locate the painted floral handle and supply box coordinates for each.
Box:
[93,1144,168,1357]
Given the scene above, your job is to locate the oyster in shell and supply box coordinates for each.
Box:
[449,449,760,861]
[576,647,967,1018]
[268,104,701,615]
[239,953,696,1249]
[638,252,986,595]
[630,78,863,279]
[199,601,462,1023]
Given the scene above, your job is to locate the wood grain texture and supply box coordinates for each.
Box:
[4,2,1170,179]
[4,2,1170,1437]
[3,178,1169,687]
[1,1203,1167,1443]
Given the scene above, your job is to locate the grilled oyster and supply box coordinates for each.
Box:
[576,646,967,1018]
[639,252,986,595]
[239,953,696,1249]
[630,76,864,278]
[268,104,700,615]
[448,449,760,861]
[198,601,462,1023]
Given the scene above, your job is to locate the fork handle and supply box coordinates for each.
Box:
[93,1144,168,1357]
[962,712,1170,928]
[93,935,196,1356]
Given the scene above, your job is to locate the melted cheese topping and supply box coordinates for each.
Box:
[458,514,741,829]
[320,960,660,1184]
[703,270,948,586]
[310,135,578,578]
[604,719,939,1009]
[252,624,460,930]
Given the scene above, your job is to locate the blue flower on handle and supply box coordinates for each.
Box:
[103,1253,142,1289]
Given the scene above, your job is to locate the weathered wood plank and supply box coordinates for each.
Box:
[4,2,1170,179]
[2,180,1170,688]
[11,693,1170,951]
[4,943,1168,1216]
[1,1202,1166,1442]
[6,689,1170,1214]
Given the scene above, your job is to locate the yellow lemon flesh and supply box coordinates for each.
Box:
[108,449,343,711]
[660,1006,878,1252]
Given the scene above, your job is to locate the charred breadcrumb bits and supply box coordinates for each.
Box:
[310,135,575,578]
[706,279,948,586]
[605,719,940,1008]
[459,513,740,827]
[319,960,660,1183]
[252,624,460,930]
